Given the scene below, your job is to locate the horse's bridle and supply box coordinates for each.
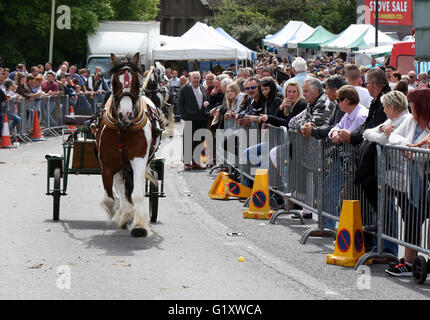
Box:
[111,67,142,127]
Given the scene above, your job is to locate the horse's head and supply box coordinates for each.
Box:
[109,53,143,128]
[146,62,168,92]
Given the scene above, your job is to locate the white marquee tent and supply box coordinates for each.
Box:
[263,21,315,48]
[153,22,249,61]
[320,24,395,53]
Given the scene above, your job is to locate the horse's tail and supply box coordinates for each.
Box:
[121,164,134,204]
[145,161,158,186]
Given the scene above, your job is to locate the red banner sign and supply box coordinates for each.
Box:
[365,0,413,26]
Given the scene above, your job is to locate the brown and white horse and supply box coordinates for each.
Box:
[95,53,161,237]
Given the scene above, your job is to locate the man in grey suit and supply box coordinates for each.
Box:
[178,71,210,171]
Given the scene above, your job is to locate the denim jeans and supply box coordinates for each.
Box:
[243,142,269,188]
[321,160,342,230]
[48,100,57,126]
[0,111,21,132]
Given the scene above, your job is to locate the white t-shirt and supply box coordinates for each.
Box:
[354,86,373,108]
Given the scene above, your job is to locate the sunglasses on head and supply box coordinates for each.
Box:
[245,86,258,91]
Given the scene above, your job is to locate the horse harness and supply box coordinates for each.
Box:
[94,95,163,162]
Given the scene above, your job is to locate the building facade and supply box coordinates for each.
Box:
[157,0,220,36]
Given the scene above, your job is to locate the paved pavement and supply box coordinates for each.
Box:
[0,123,429,300]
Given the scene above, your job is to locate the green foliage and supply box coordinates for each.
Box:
[0,0,160,69]
[110,0,160,21]
[211,0,357,50]
[211,0,277,50]
[300,0,357,34]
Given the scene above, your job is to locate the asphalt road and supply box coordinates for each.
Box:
[0,123,429,301]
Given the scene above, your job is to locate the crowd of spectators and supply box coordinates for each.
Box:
[174,51,430,279]
[0,61,109,136]
[2,52,429,279]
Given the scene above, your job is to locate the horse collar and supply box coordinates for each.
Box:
[103,96,148,132]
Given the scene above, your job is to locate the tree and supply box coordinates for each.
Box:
[110,0,160,21]
[300,0,357,34]
[0,0,160,69]
[211,0,357,50]
[211,0,276,50]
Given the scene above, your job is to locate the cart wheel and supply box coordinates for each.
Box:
[53,167,61,221]
[149,182,158,223]
[412,256,428,284]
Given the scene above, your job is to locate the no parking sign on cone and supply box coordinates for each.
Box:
[243,169,274,220]
[326,200,372,267]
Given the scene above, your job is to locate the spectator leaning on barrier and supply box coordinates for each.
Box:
[363,90,409,145]
[290,77,335,135]
[384,88,430,276]
[329,86,369,142]
[322,86,369,231]
[361,91,410,262]
[350,68,391,252]
[261,80,307,130]
[307,75,347,139]
[42,71,59,126]
[235,77,265,127]
[0,79,22,135]
[259,77,284,117]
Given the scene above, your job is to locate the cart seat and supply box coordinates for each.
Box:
[63,115,93,125]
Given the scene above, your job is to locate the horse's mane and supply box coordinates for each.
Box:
[107,54,144,77]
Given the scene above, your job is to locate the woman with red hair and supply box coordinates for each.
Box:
[386,88,430,277]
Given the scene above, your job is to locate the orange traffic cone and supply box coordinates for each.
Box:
[68,106,77,132]
[31,110,46,141]
[1,114,15,148]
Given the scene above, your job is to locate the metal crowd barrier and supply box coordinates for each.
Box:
[212,119,288,208]
[0,92,106,144]
[356,144,430,268]
[211,121,430,270]
[269,131,375,244]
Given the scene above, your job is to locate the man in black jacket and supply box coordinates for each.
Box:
[178,71,210,171]
[338,68,389,146]
[338,67,392,253]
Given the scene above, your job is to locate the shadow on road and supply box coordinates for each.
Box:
[44,219,164,257]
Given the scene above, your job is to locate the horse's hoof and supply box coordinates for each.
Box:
[130,227,148,238]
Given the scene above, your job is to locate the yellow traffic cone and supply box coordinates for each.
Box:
[326,200,372,267]
[243,169,274,220]
[209,172,253,200]
[209,172,230,199]
[224,177,252,199]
